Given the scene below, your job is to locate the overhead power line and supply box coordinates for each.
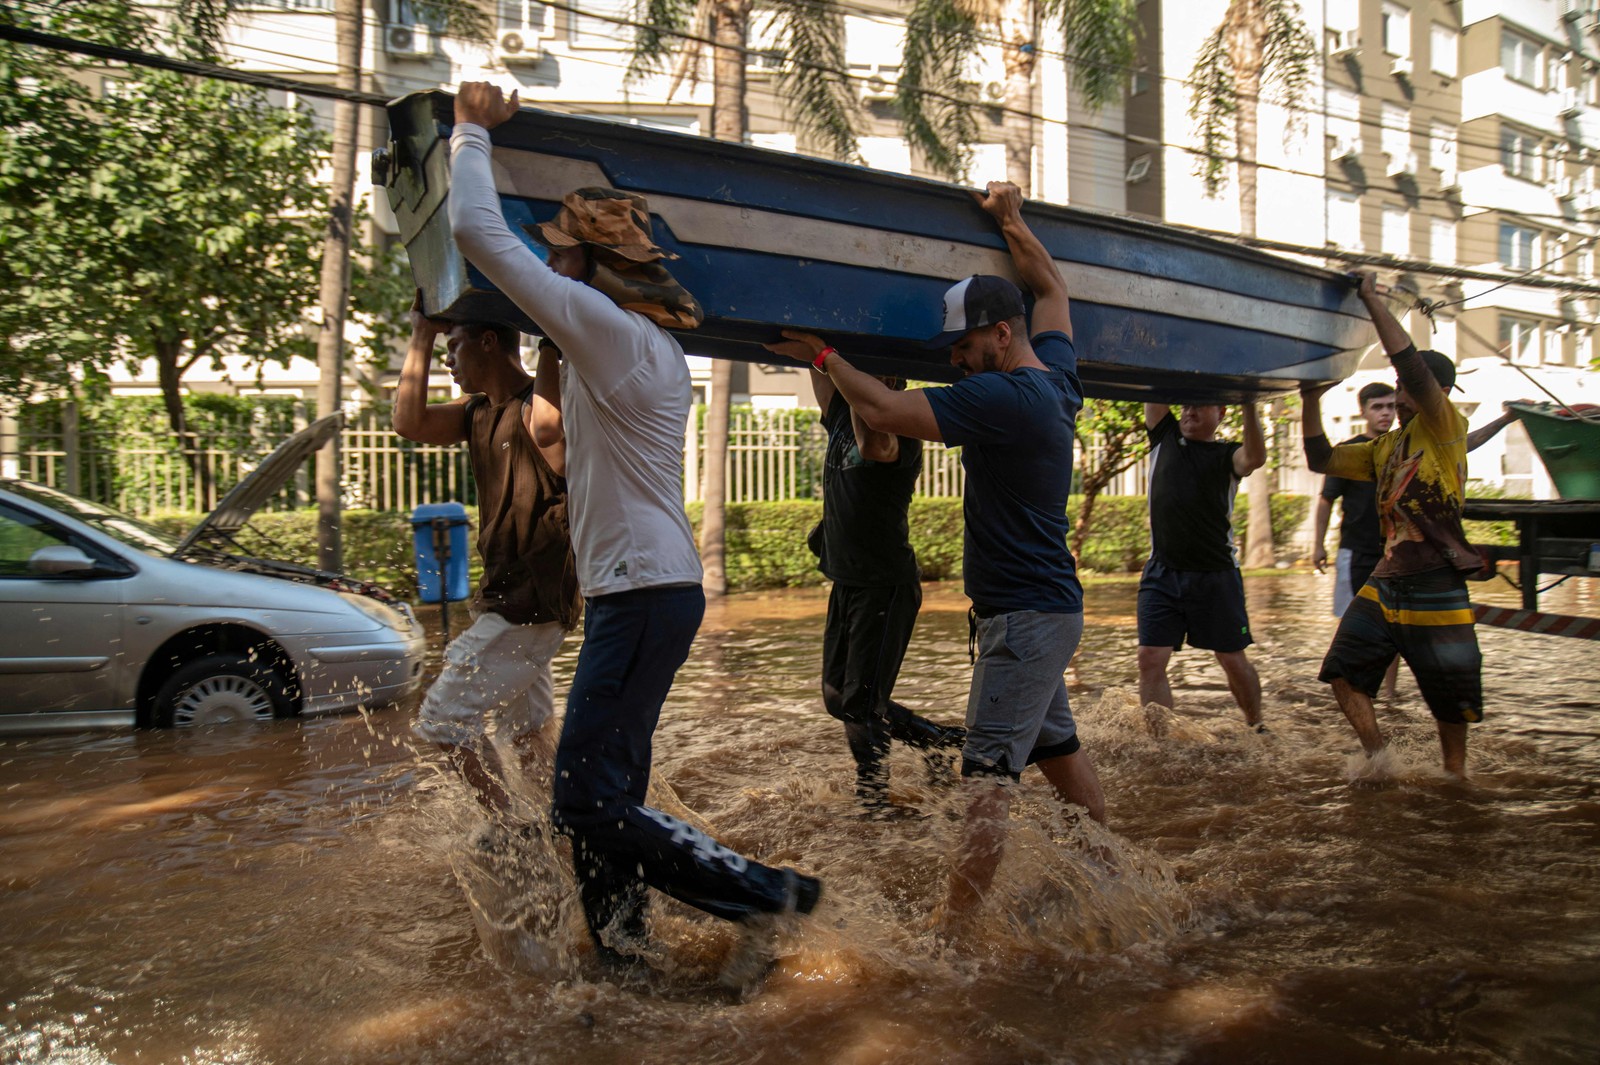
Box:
[3,18,1596,299]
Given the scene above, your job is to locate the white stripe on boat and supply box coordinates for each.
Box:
[490,149,1369,348]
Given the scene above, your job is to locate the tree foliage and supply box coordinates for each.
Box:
[898,0,1138,182]
[1188,0,1317,196]
[629,0,860,161]
[1072,398,1149,557]
[0,1,329,426]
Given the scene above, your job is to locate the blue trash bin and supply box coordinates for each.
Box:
[410,502,470,605]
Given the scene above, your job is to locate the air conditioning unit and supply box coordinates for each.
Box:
[1390,55,1413,78]
[1558,176,1578,199]
[383,23,431,59]
[1329,28,1360,58]
[1561,87,1584,117]
[1332,135,1362,162]
[1386,149,1418,177]
[497,28,542,65]
[1438,169,1460,193]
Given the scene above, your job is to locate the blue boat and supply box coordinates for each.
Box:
[374,90,1377,403]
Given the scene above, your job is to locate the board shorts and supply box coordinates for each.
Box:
[414,611,566,751]
[1320,568,1483,725]
[961,609,1084,782]
[1137,560,1253,653]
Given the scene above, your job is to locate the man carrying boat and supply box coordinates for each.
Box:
[393,302,579,840]
[1300,271,1486,778]
[765,180,1104,933]
[1135,401,1268,729]
[447,82,821,972]
[801,365,966,815]
[1313,384,1514,704]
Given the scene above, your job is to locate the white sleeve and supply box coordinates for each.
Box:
[447,123,646,384]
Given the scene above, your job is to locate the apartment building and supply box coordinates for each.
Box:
[1128,0,1596,497]
[111,0,1124,410]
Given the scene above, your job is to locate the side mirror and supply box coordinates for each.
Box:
[29,545,102,575]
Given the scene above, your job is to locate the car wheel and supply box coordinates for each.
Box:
[151,652,295,728]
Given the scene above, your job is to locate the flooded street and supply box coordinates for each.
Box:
[3,574,1599,1064]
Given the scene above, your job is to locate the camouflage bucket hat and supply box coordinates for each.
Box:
[523,186,703,329]
[528,186,672,264]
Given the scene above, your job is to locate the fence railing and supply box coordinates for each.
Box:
[6,405,976,516]
[7,403,1294,517]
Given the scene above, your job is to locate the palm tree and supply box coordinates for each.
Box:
[1188,0,1315,569]
[896,0,1139,191]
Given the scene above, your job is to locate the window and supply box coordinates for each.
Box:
[1327,86,1361,146]
[1502,30,1542,87]
[1500,315,1539,365]
[569,0,632,47]
[1382,206,1411,257]
[859,136,912,175]
[0,506,74,578]
[1381,102,1410,161]
[392,0,442,24]
[1328,191,1362,249]
[1430,217,1456,264]
[1430,24,1458,77]
[1430,123,1457,179]
[497,0,548,33]
[1501,127,1541,182]
[1382,3,1411,58]
[1499,223,1539,270]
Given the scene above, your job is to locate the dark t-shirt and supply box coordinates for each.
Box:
[924,330,1082,614]
[1321,432,1382,561]
[1146,413,1242,572]
[465,385,581,628]
[812,393,922,586]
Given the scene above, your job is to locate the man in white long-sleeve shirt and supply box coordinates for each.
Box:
[447,82,821,970]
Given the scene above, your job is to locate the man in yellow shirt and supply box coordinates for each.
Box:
[1299,273,1484,778]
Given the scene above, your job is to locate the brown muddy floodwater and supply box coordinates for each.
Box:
[3,574,1599,1065]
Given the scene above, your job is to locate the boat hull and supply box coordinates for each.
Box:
[376,91,1377,403]
[1508,402,1600,499]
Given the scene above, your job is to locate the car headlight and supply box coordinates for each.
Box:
[337,592,414,633]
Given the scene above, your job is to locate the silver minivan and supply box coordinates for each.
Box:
[0,416,427,732]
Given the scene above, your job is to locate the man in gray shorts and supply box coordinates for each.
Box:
[765,181,1103,933]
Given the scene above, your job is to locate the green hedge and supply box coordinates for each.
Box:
[144,493,1311,595]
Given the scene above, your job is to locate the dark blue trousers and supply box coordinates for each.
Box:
[551,584,791,942]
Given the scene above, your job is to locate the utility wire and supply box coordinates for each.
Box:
[2,17,1595,292]
[3,0,1586,230]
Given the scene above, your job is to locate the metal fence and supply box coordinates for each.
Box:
[0,403,1324,518]
[3,404,973,516]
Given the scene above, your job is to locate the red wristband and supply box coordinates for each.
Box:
[812,346,836,372]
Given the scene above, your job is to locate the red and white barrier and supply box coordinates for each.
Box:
[1472,603,1600,641]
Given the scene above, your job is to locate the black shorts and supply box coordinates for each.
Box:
[1137,560,1253,654]
[1320,569,1483,725]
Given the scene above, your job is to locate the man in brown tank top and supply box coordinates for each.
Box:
[393,296,580,828]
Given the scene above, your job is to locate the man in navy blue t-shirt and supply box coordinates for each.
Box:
[765,181,1104,936]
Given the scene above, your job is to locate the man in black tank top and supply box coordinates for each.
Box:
[393,298,579,828]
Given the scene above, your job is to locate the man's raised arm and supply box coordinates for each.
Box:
[975,182,1071,340]
[392,294,468,446]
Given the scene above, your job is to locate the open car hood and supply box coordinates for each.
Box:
[173,413,341,557]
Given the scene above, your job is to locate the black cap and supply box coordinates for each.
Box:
[927,274,1026,348]
[1417,349,1457,391]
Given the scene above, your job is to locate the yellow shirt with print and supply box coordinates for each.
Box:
[1323,375,1477,578]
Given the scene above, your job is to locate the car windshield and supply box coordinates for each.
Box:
[4,481,180,557]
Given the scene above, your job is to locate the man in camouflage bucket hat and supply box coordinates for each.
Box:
[448,82,820,980]
[522,187,703,330]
